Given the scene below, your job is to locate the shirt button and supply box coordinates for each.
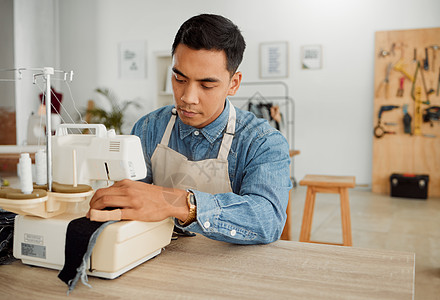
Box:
[204,221,211,229]
[230,230,237,236]
[194,131,200,136]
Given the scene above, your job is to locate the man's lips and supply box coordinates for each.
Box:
[178,107,198,117]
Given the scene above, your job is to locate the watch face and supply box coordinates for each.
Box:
[189,193,196,206]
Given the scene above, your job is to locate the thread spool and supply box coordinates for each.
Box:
[19,153,33,194]
[35,149,47,186]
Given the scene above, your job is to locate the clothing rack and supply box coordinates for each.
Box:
[230,81,297,186]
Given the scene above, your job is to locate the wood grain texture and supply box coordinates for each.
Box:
[300,175,356,188]
[0,235,414,299]
[372,28,440,197]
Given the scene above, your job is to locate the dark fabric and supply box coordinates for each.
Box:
[248,102,280,130]
[39,87,63,114]
[0,211,17,265]
[58,217,105,285]
[172,225,196,240]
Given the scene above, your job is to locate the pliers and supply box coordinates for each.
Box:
[376,63,392,99]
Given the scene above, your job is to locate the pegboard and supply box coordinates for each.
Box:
[372,27,440,197]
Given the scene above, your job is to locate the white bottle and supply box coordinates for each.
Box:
[35,149,47,186]
[19,153,33,194]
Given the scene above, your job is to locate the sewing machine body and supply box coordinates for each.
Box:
[14,214,174,279]
[5,124,174,279]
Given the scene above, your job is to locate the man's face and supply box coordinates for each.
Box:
[172,44,242,128]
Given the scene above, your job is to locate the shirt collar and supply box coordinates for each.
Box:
[177,100,230,143]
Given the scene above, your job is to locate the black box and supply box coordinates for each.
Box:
[390,173,429,199]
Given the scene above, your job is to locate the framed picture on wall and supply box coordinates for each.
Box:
[260,42,289,78]
[119,40,147,79]
[301,45,322,69]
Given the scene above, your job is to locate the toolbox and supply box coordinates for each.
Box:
[390,173,429,200]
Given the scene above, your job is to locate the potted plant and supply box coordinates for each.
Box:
[86,88,141,134]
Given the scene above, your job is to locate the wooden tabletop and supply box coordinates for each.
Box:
[300,174,356,188]
[0,234,414,299]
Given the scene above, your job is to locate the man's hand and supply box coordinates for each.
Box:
[87,179,189,223]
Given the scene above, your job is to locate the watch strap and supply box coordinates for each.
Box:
[178,191,197,226]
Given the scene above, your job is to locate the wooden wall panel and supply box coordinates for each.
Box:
[0,109,17,173]
[372,28,440,197]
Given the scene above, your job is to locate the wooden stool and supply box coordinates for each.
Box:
[299,175,355,246]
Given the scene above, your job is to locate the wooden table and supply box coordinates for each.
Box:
[0,235,415,299]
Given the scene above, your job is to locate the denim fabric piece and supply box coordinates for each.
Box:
[58,217,116,294]
[131,99,292,244]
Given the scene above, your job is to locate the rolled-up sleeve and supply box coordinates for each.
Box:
[175,130,292,244]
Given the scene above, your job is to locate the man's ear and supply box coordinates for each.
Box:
[227,72,242,96]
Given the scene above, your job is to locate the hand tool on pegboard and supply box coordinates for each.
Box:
[374,105,399,138]
[420,67,435,100]
[412,48,417,63]
[396,76,405,97]
[376,63,392,99]
[437,67,440,96]
[410,62,430,136]
[411,61,430,104]
[429,45,439,71]
[413,86,423,136]
[394,60,414,82]
[402,104,412,134]
[423,48,429,71]
[378,43,395,58]
[423,106,440,127]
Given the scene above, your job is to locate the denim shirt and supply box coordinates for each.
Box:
[131,100,292,244]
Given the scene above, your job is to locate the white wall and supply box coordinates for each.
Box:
[13,0,59,145]
[0,0,15,110]
[58,0,440,186]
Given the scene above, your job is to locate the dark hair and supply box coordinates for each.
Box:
[172,14,246,75]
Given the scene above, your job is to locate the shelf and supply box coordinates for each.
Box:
[155,52,173,108]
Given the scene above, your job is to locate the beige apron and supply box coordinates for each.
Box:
[151,102,236,194]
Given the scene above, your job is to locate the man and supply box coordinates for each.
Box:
[88,14,292,244]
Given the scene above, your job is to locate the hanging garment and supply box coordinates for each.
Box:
[248,102,281,130]
[39,87,63,113]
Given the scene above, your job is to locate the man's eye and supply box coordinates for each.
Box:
[174,75,185,83]
[201,85,214,90]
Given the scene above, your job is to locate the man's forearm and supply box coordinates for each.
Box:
[174,189,289,244]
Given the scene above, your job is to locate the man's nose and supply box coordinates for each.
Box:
[180,83,199,105]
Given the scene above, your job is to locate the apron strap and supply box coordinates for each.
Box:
[218,101,236,161]
[161,104,236,159]
[160,108,177,145]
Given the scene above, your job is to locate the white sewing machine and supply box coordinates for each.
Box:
[0,124,174,279]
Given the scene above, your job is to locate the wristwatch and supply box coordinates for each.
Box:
[178,190,197,226]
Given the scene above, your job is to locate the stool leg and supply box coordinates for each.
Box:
[300,187,316,242]
[340,188,352,246]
